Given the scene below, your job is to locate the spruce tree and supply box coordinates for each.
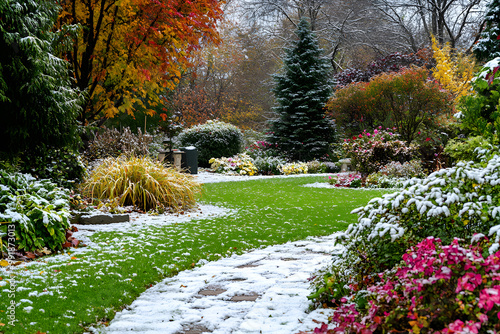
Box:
[267,18,334,162]
[473,0,500,61]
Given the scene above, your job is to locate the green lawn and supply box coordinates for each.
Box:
[0,176,390,334]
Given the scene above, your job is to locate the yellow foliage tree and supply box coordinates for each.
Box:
[58,0,223,124]
[431,36,476,102]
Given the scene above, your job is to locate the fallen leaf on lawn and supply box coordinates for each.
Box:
[71,239,80,247]
[41,247,51,255]
[0,323,5,326]
[180,284,187,288]
[26,252,36,259]
[0,260,8,267]
[71,256,78,260]
[62,242,72,248]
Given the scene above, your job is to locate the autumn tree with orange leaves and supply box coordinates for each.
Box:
[57,0,223,124]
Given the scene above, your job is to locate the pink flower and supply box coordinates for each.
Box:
[425,137,431,142]
[456,273,483,293]
[478,286,500,311]
[378,126,382,129]
[374,129,378,134]
[367,133,371,137]
[448,319,465,331]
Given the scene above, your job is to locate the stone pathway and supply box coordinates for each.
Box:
[97,234,341,334]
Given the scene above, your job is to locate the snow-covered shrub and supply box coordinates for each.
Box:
[19,147,86,188]
[84,127,152,162]
[0,170,70,253]
[343,128,419,175]
[314,237,500,334]
[364,160,425,188]
[177,120,243,167]
[364,173,405,189]
[278,162,308,175]
[253,156,286,175]
[333,155,500,291]
[209,153,257,176]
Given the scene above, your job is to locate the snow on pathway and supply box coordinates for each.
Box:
[96,234,340,334]
[90,172,339,333]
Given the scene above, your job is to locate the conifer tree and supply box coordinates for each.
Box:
[473,0,500,61]
[0,0,83,156]
[267,18,335,161]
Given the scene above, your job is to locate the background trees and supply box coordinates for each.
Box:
[58,0,223,125]
[267,18,335,161]
[473,0,500,61]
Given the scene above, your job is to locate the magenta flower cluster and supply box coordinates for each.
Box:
[328,173,362,187]
[312,236,500,334]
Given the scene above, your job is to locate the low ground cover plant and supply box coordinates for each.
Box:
[80,156,201,212]
[209,153,258,175]
[0,170,70,254]
[278,161,308,175]
[177,120,243,167]
[364,160,425,188]
[327,173,362,188]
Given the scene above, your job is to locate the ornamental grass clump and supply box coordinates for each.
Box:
[80,156,201,212]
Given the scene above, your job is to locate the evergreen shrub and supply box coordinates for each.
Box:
[19,147,86,188]
[457,57,500,141]
[177,120,243,167]
[0,170,70,254]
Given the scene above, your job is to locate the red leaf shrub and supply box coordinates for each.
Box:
[316,236,500,334]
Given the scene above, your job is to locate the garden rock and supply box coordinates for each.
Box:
[71,213,130,225]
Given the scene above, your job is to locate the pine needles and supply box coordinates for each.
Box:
[80,156,201,212]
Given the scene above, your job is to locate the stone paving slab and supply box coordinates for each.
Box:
[99,234,342,334]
